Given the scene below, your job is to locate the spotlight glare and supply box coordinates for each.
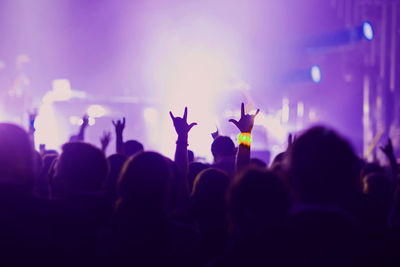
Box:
[362,21,374,41]
[87,104,106,118]
[51,79,72,101]
[69,116,80,125]
[310,65,322,83]
[143,107,158,124]
[88,117,95,126]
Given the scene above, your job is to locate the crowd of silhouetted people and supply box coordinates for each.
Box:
[0,103,399,267]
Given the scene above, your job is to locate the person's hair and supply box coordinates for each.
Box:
[116,151,172,218]
[53,142,108,194]
[228,168,289,235]
[188,162,209,193]
[123,140,144,157]
[287,126,361,205]
[271,152,286,167]
[0,123,34,187]
[211,136,236,160]
[192,168,230,214]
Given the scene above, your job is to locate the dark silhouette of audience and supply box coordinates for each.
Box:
[123,140,144,157]
[0,103,399,267]
[188,162,210,192]
[114,151,201,266]
[104,153,127,202]
[191,168,230,262]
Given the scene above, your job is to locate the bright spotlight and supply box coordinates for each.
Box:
[310,65,322,83]
[88,117,95,126]
[143,107,158,124]
[362,21,374,41]
[47,79,72,102]
[35,103,61,150]
[69,116,80,125]
[87,104,106,118]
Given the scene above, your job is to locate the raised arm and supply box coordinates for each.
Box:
[170,107,197,182]
[100,131,111,154]
[229,102,259,173]
[112,117,125,154]
[76,115,89,141]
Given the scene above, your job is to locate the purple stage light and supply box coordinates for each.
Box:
[310,65,322,83]
[362,21,374,41]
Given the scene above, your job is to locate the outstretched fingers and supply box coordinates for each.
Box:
[229,119,239,128]
[183,107,188,121]
[188,122,197,131]
[253,108,260,117]
[169,111,175,121]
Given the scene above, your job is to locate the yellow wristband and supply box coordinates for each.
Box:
[238,132,252,147]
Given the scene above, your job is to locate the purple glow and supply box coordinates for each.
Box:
[0,0,396,160]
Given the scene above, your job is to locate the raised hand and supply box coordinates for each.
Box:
[112,117,126,154]
[71,115,90,142]
[112,117,126,136]
[211,127,220,140]
[169,107,197,139]
[229,102,260,133]
[170,107,197,193]
[287,133,296,150]
[380,138,394,159]
[81,115,89,128]
[100,131,111,153]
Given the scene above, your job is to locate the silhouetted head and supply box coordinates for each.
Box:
[0,123,34,188]
[117,151,172,218]
[53,142,108,195]
[228,168,289,236]
[211,136,236,163]
[287,126,360,206]
[192,168,230,215]
[271,152,286,168]
[188,162,209,192]
[123,140,144,157]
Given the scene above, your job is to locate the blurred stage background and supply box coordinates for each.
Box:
[0,0,399,163]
